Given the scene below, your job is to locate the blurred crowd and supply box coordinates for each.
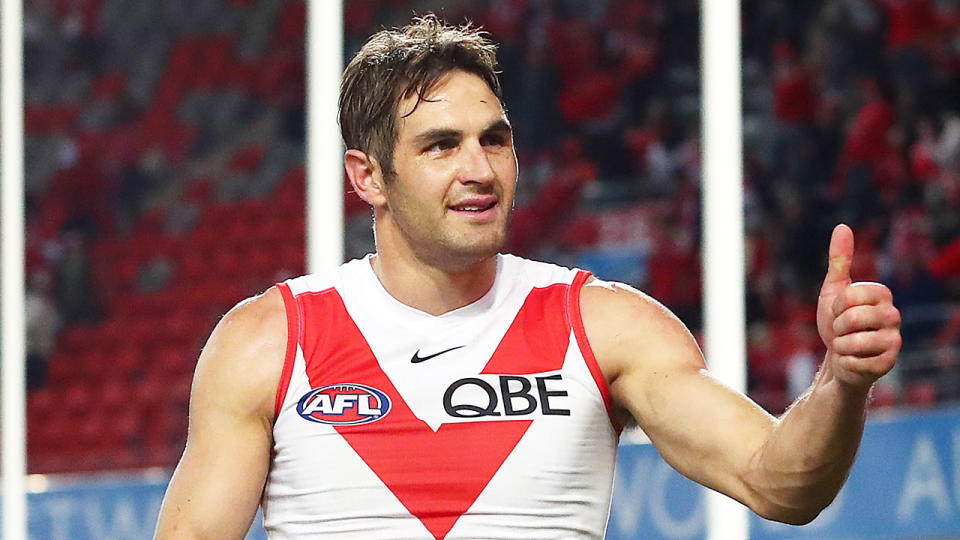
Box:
[22,0,308,471]
[15,0,960,473]
[741,0,960,408]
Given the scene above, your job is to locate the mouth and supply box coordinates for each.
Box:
[448,196,498,219]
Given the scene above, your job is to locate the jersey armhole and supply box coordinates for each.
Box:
[274,282,300,420]
[568,270,623,434]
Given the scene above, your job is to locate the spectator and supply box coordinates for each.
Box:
[53,231,100,324]
[25,270,61,389]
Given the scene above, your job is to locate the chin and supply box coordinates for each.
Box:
[430,235,504,270]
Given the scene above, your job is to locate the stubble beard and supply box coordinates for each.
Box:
[417,215,508,271]
[390,202,512,272]
[379,169,515,271]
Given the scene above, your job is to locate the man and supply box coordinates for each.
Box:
[155,16,902,539]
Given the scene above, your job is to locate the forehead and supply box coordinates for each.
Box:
[396,71,506,141]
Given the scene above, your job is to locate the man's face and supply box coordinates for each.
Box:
[382,70,518,269]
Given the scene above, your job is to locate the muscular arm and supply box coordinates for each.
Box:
[584,225,900,524]
[154,287,287,539]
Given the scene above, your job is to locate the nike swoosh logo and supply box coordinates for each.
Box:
[411,345,465,363]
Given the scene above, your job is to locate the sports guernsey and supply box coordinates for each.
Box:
[263,254,621,539]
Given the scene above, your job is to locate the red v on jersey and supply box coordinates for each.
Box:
[298,285,572,539]
[336,391,531,539]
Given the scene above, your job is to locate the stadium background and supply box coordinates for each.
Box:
[4,0,960,538]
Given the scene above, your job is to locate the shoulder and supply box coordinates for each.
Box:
[215,286,287,341]
[191,286,289,422]
[579,278,705,384]
[580,278,680,326]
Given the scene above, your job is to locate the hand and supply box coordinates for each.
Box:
[816,224,902,389]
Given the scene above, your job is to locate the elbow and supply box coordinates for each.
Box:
[741,460,845,525]
[758,506,822,526]
[751,496,833,526]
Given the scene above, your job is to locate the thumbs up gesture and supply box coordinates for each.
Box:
[817,224,902,389]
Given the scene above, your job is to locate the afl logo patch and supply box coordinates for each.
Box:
[296,384,391,425]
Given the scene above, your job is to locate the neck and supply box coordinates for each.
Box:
[370,250,498,316]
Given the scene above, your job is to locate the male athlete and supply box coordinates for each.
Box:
[155,16,902,539]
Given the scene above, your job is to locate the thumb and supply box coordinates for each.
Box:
[820,223,854,297]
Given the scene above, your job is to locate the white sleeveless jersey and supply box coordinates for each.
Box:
[263,254,620,539]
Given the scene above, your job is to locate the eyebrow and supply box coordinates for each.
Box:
[483,119,513,138]
[410,119,513,148]
[411,128,461,148]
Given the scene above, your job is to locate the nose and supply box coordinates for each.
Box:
[459,139,496,184]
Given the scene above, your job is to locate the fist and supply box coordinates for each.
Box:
[816,224,902,389]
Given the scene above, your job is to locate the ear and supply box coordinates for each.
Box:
[344,149,387,207]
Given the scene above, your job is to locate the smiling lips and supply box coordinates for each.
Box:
[448,195,498,218]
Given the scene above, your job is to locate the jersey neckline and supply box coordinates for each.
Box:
[356,253,506,322]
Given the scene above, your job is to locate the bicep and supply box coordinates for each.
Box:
[583,282,776,506]
[155,290,286,539]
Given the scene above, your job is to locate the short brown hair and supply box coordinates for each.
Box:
[339,14,502,179]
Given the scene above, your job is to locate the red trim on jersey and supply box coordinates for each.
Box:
[481,283,570,374]
[299,289,532,540]
[568,270,621,432]
[274,282,301,420]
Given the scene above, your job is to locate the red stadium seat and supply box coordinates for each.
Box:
[109,345,142,379]
[104,406,143,455]
[62,384,95,417]
[99,374,131,411]
[905,382,937,407]
[229,144,266,173]
[45,353,79,387]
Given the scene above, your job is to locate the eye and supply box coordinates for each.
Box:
[426,138,457,153]
[480,132,507,147]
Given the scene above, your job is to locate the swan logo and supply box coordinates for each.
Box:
[297,384,391,425]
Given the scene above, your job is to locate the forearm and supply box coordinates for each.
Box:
[744,359,870,524]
